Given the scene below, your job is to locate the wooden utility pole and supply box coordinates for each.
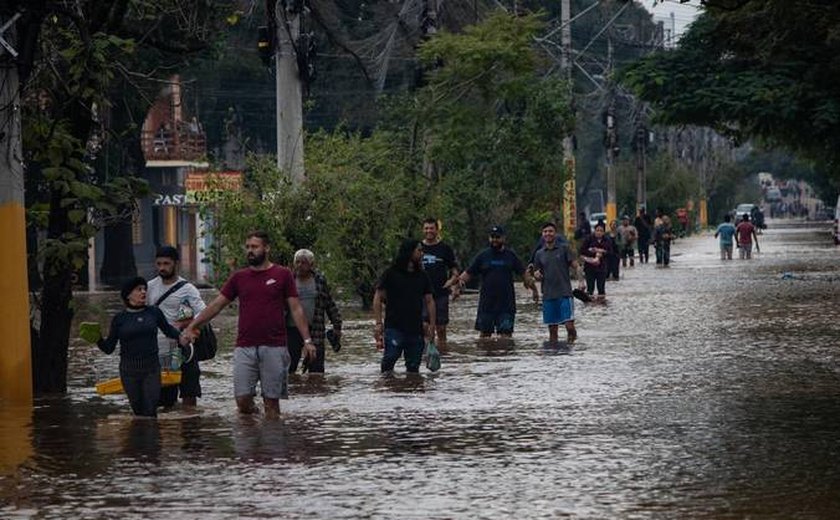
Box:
[0,13,33,404]
[274,1,305,183]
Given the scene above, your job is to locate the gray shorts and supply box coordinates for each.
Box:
[233,346,290,400]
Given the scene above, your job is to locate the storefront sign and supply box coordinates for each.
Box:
[185,171,243,204]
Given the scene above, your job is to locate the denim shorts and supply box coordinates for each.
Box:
[543,297,574,325]
[475,312,515,334]
[233,346,290,400]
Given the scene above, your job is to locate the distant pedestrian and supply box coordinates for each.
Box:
[714,214,736,260]
[736,214,760,259]
[606,219,621,281]
[653,209,673,267]
[286,249,342,375]
[455,226,533,338]
[574,211,591,240]
[373,239,435,373]
[579,222,610,300]
[420,218,459,350]
[617,215,637,268]
[532,222,582,345]
[634,208,653,264]
[183,231,316,416]
[96,277,185,417]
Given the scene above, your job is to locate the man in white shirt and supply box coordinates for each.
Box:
[146,246,207,409]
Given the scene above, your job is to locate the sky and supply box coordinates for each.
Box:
[641,0,703,42]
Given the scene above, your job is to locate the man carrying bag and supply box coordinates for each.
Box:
[146,246,214,409]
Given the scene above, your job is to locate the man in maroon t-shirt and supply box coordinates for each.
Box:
[184,231,315,416]
[735,214,760,260]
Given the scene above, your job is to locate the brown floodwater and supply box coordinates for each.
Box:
[2,219,840,518]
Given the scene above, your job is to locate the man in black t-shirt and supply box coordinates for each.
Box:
[421,218,459,350]
[373,239,436,373]
[453,226,532,338]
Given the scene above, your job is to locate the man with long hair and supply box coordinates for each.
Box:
[373,239,436,373]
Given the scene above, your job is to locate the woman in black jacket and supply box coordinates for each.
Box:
[96,277,184,417]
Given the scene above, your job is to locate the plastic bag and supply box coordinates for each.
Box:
[79,322,101,343]
[425,341,441,372]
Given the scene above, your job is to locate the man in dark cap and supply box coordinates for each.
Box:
[146,245,207,409]
[452,226,533,338]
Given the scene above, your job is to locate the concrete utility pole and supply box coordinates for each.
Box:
[560,0,577,240]
[274,0,305,183]
[0,13,33,404]
[604,36,617,225]
[635,111,647,214]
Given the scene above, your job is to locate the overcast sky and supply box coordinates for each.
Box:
[641,0,703,41]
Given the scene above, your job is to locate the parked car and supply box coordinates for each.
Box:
[589,212,607,229]
[734,203,756,222]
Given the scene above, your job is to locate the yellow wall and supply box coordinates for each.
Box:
[0,203,32,404]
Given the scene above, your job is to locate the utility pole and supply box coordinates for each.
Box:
[635,111,647,214]
[274,0,305,183]
[560,0,577,240]
[0,12,33,404]
[604,36,617,225]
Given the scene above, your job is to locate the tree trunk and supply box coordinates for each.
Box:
[33,192,74,394]
[99,219,137,287]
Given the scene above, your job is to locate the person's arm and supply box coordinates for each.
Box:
[322,278,342,339]
[183,293,231,341]
[97,315,121,354]
[185,284,207,315]
[154,307,182,341]
[570,259,585,289]
[288,296,316,360]
[373,287,385,350]
[753,228,760,251]
[424,293,436,340]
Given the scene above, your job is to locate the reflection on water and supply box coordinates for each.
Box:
[3,220,840,518]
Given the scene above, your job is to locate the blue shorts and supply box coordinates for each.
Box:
[542,297,574,325]
[475,312,515,334]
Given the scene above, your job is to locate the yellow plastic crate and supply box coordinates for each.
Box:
[95,371,182,395]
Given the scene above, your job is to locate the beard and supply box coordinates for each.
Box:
[490,242,503,251]
[158,268,176,281]
[247,252,266,266]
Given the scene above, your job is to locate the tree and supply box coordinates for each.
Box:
[621,2,840,183]
[10,0,232,394]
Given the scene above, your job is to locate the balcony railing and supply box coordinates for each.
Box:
[142,121,207,162]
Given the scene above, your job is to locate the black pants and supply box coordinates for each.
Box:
[288,326,326,373]
[585,269,606,296]
[121,366,160,417]
[158,357,201,407]
[607,254,620,280]
[638,238,650,263]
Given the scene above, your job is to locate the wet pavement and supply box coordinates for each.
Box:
[2,219,840,519]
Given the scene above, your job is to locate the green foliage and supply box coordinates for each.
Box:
[620,3,840,179]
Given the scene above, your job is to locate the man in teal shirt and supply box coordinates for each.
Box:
[714,214,736,260]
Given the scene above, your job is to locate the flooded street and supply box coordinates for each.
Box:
[3,220,840,519]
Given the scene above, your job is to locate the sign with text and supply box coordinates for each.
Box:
[185,171,243,204]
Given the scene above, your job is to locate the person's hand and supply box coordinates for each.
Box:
[533,269,543,281]
[374,323,384,351]
[577,280,586,290]
[531,288,540,303]
[181,327,198,345]
[302,340,317,361]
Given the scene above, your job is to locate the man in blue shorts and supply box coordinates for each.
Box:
[532,222,582,345]
[455,226,533,338]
